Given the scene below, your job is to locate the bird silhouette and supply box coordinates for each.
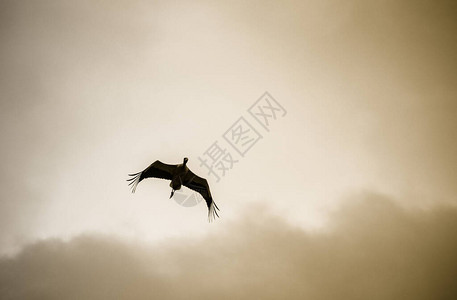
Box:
[127,157,219,221]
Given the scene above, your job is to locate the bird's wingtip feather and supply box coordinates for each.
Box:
[127,172,142,193]
[207,200,220,222]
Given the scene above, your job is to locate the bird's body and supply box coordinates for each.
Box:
[127,157,219,221]
[169,160,188,191]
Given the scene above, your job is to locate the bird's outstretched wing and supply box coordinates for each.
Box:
[127,160,177,193]
[183,170,219,222]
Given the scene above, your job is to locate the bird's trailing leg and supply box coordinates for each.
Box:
[169,189,175,199]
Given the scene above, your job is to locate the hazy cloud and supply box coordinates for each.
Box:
[1,193,456,299]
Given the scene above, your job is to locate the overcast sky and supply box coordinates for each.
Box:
[1,0,456,298]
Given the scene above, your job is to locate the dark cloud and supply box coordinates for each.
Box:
[1,193,456,299]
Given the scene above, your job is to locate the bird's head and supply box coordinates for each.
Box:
[183,157,189,164]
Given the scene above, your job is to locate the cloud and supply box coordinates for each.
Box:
[1,193,457,299]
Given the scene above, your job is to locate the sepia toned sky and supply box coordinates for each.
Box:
[1,0,456,298]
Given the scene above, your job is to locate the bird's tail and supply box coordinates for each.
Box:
[127,172,142,193]
[208,200,220,222]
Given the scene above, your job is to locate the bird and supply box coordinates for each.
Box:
[127,157,219,221]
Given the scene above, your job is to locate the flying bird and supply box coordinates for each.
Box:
[127,157,219,221]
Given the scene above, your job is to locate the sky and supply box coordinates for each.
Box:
[1,0,456,298]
